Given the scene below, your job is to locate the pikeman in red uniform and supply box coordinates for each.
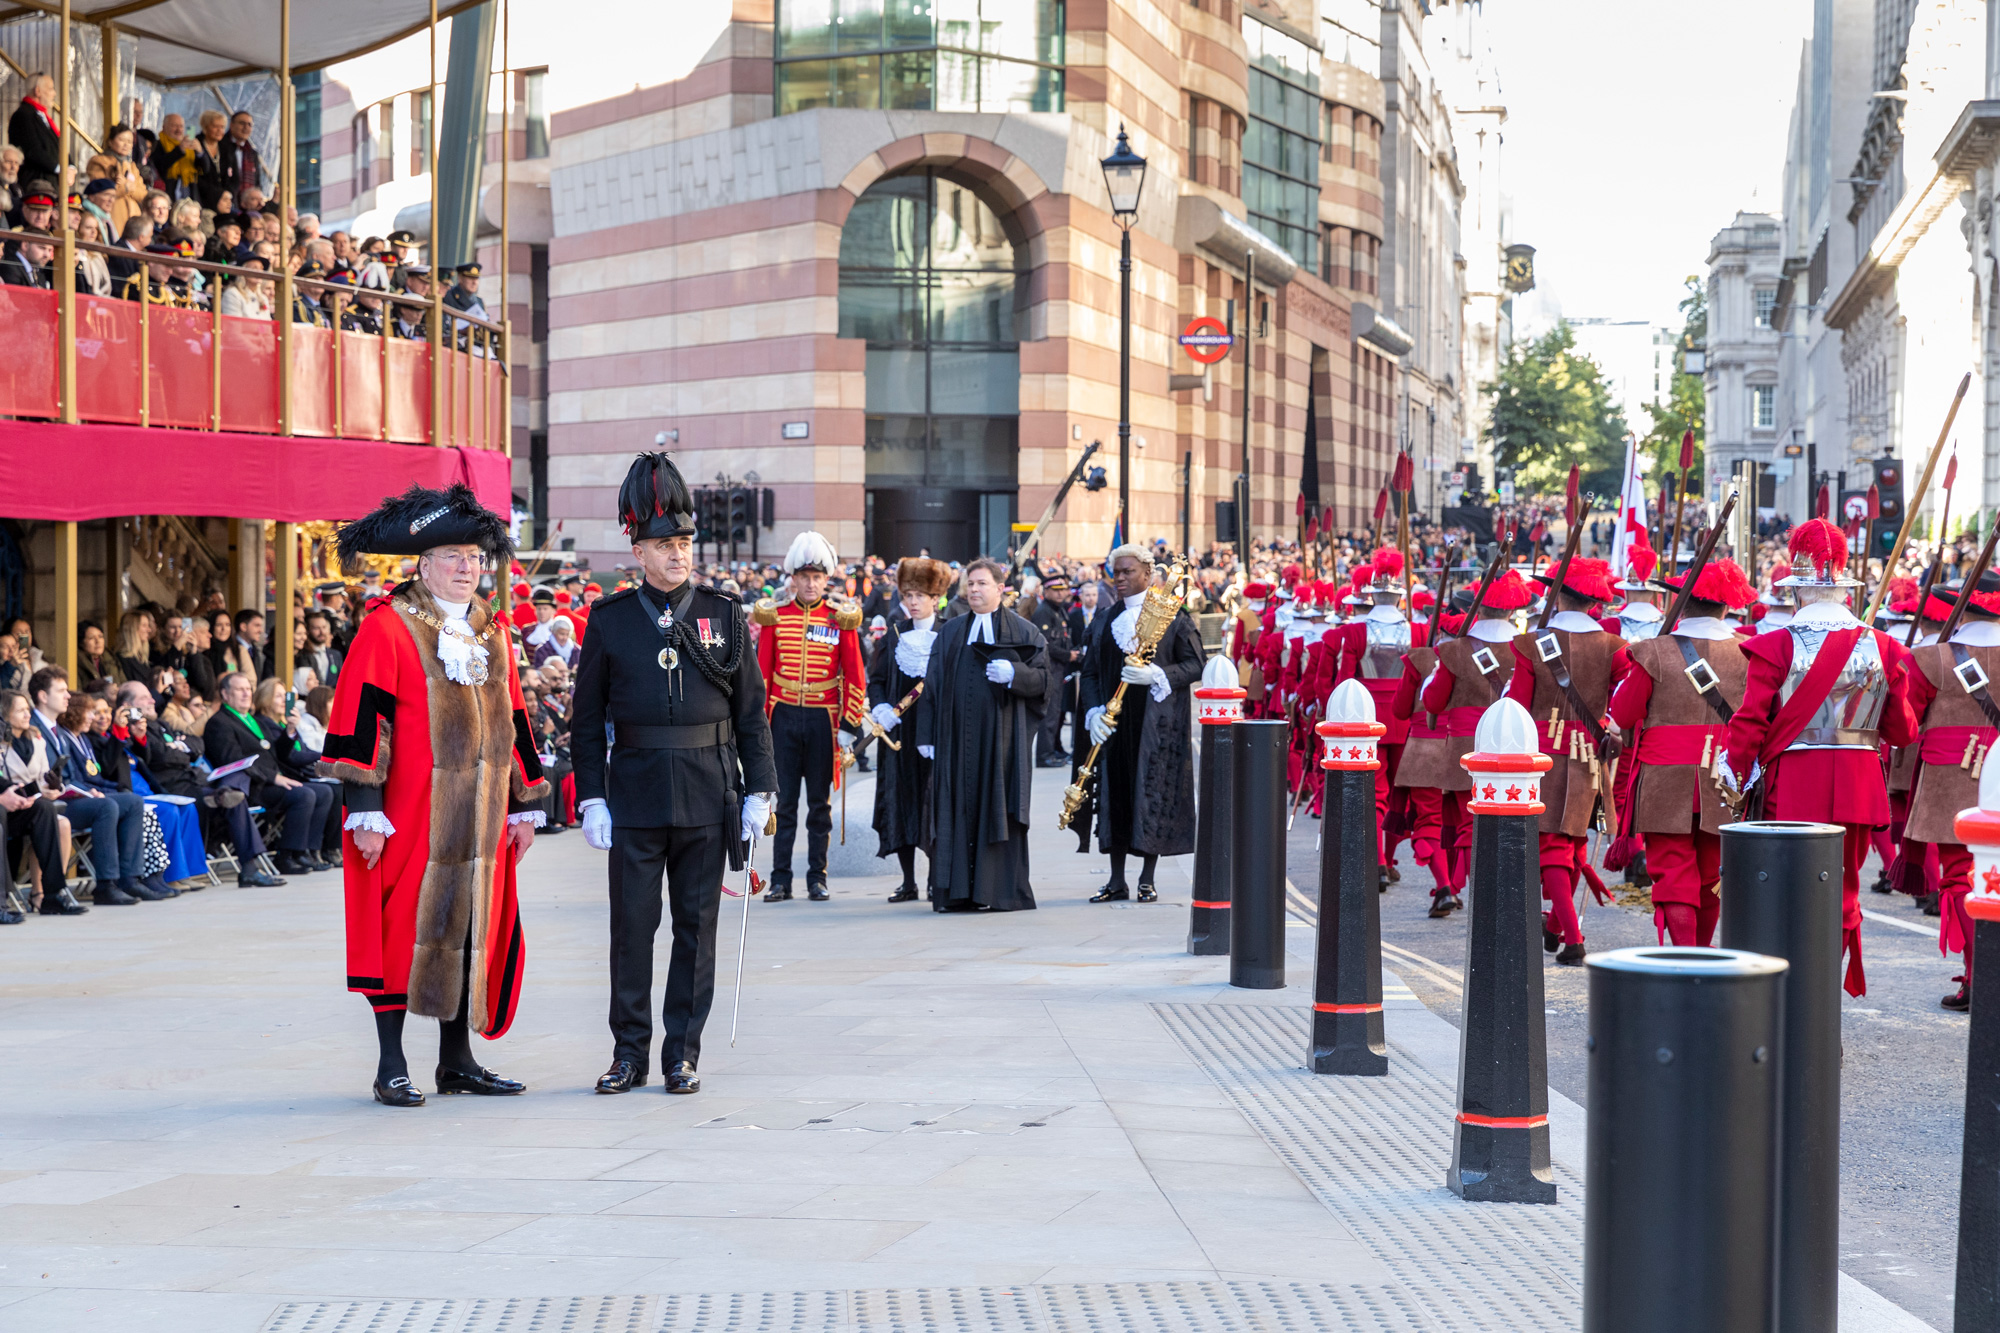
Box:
[1418,569,1533,917]
[1230,581,1272,713]
[1335,550,1413,876]
[1604,558,1757,946]
[1884,588,1953,909]
[1503,556,1620,965]
[1895,572,2000,1010]
[319,484,550,1107]
[1720,518,1919,997]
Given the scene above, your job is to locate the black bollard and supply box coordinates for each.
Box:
[1951,796,2000,1332]
[1583,947,1787,1333]
[1189,665,1246,956]
[1312,679,1388,1074]
[1718,819,1845,1333]
[1449,697,1557,1204]
[1230,719,1287,989]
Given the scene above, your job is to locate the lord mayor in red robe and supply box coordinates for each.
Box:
[320,484,550,1107]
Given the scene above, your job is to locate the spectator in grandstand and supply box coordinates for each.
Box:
[8,74,61,186]
[103,124,151,236]
[1,225,52,288]
[74,212,111,296]
[0,143,22,216]
[219,110,263,202]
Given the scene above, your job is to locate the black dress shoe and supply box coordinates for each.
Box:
[1542,925,1560,953]
[1923,893,1943,917]
[1869,872,1893,895]
[321,849,343,868]
[1447,895,1464,911]
[93,884,139,906]
[887,884,918,903]
[1135,883,1158,904]
[274,852,314,876]
[664,1061,700,1094]
[807,881,829,901]
[124,879,169,901]
[141,874,178,898]
[1943,985,1971,1013]
[306,853,332,872]
[435,1065,525,1096]
[239,870,287,888]
[1555,942,1587,966]
[373,1076,425,1107]
[766,882,793,902]
[39,887,87,915]
[1037,754,1070,768]
[597,1059,646,1094]
[1089,884,1130,903]
[1428,891,1453,920]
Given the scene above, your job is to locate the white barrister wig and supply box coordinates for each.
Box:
[783,530,838,575]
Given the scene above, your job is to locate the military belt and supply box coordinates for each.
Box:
[1788,727,1878,749]
[616,720,734,749]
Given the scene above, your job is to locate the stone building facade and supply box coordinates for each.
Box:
[1703,213,1784,503]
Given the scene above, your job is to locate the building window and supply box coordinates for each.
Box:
[1751,384,1775,430]
[292,71,321,215]
[414,90,433,177]
[1323,0,1381,70]
[775,0,1065,115]
[524,69,549,159]
[351,111,372,193]
[1242,13,1321,271]
[1753,286,1776,328]
[380,101,396,183]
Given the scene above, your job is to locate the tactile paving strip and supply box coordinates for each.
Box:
[1154,1003,1582,1332]
[262,1281,1435,1332]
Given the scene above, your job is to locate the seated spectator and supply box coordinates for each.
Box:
[388,274,429,339]
[531,613,580,669]
[114,608,155,684]
[116,240,177,303]
[104,124,151,236]
[204,672,328,877]
[219,251,272,318]
[203,215,241,266]
[141,188,172,233]
[70,211,112,297]
[170,195,206,241]
[107,687,204,889]
[152,112,201,201]
[0,688,81,917]
[29,666,148,905]
[233,182,267,232]
[84,696,181,897]
[0,633,25,693]
[109,215,152,282]
[300,610,342,686]
[2,225,53,288]
[5,618,46,674]
[76,620,121,688]
[7,179,56,243]
[0,143,22,217]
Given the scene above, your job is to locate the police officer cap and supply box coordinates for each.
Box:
[617,451,698,541]
[530,587,556,606]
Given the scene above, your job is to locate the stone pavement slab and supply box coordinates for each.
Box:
[0,770,1941,1331]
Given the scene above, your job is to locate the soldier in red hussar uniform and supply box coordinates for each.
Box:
[1604,558,1757,946]
[1418,569,1532,918]
[1895,572,2000,1010]
[1719,519,1919,997]
[1504,557,1621,964]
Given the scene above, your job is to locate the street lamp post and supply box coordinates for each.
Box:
[1101,126,1146,548]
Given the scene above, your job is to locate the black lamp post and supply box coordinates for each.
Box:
[1101,125,1146,546]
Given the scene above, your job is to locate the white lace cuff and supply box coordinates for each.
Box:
[1149,667,1171,703]
[343,811,395,837]
[507,810,547,827]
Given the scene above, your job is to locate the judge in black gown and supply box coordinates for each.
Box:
[1076,544,1204,903]
[915,557,1048,912]
[868,557,950,902]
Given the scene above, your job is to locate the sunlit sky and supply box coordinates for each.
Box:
[1485,0,1813,327]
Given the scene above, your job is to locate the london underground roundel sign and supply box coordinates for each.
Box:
[1180,316,1233,365]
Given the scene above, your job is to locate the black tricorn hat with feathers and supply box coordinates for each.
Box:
[336,483,513,567]
[619,451,697,540]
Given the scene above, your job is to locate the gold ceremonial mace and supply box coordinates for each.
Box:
[1059,558,1193,831]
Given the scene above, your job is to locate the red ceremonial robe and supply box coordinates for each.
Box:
[319,584,550,1037]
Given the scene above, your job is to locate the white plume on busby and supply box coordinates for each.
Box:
[784,530,838,575]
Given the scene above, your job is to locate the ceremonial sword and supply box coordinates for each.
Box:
[727,812,774,1047]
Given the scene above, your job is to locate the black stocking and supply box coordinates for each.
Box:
[438,956,476,1075]
[896,846,917,888]
[1109,852,1160,891]
[374,1008,408,1085]
[1136,853,1159,888]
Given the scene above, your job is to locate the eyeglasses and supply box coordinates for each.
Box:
[423,551,486,570]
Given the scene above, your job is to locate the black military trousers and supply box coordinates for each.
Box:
[770,701,833,886]
[1035,668,1068,760]
[607,821,727,1072]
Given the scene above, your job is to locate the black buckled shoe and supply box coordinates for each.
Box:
[664,1061,700,1095]
[1428,891,1454,920]
[373,1076,425,1107]
[807,880,829,902]
[1089,883,1130,904]
[1555,942,1587,966]
[1135,883,1158,904]
[1943,985,1971,1013]
[435,1065,525,1096]
[39,887,88,915]
[887,884,919,903]
[596,1059,646,1094]
[765,881,793,902]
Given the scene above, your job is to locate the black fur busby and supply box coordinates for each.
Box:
[618,451,698,540]
[336,482,514,567]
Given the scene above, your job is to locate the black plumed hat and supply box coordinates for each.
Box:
[618,451,697,540]
[336,483,513,566]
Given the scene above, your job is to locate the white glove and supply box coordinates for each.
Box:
[580,799,613,850]
[1121,661,1169,699]
[870,702,900,732]
[742,792,771,844]
[837,729,856,750]
[985,658,1015,685]
[918,745,935,759]
[1087,706,1113,745]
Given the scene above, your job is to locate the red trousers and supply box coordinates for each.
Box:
[1939,843,1979,983]
[1539,832,1587,945]
[1408,787,1469,893]
[1644,830,1720,945]
[1764,794,1872,997]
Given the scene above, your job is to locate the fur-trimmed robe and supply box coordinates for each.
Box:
[319,582,549,1036]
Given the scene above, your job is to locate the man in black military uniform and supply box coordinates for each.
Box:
[1029,571,1076,766]
[572,452,777,1096]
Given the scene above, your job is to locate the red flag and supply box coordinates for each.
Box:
[1816,484,1830,520]
[1678,430,1695,471]
[1866,484,1880,520]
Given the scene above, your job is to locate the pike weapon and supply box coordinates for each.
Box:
[1440,526,1513,643]
[1863,370,1971,623]
[1536,492,1596,631]
[1906,452,1960,647]
[1937,512,2000,647]
[1658,490,1739,635]
[1059,558,1192,831]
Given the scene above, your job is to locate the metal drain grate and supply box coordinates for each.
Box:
[263,1282,1432,1333]
[1154,1003,1582,1332]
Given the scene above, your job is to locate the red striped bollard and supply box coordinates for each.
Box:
[1190,656,1247,955]
[1312,679,1389,1074]
[1449,697,1559,1204]
[1952,770,2000,1330]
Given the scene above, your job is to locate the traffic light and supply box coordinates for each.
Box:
[693,488,718,545]
[1869,456,1902,558]
[1082,465,1107,493]
[728,488,751,543]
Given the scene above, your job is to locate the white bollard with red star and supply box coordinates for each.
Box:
[1190,655,1247,955]
[1312,678,1390,1074]
[1950,757,2000,1322]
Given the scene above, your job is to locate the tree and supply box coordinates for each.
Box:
[1484,321,1630,501]
[1640,276,1706,483]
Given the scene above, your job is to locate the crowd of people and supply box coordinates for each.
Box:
[1,75,493,340]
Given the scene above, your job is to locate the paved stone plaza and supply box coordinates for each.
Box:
[0,775,1947,1331]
